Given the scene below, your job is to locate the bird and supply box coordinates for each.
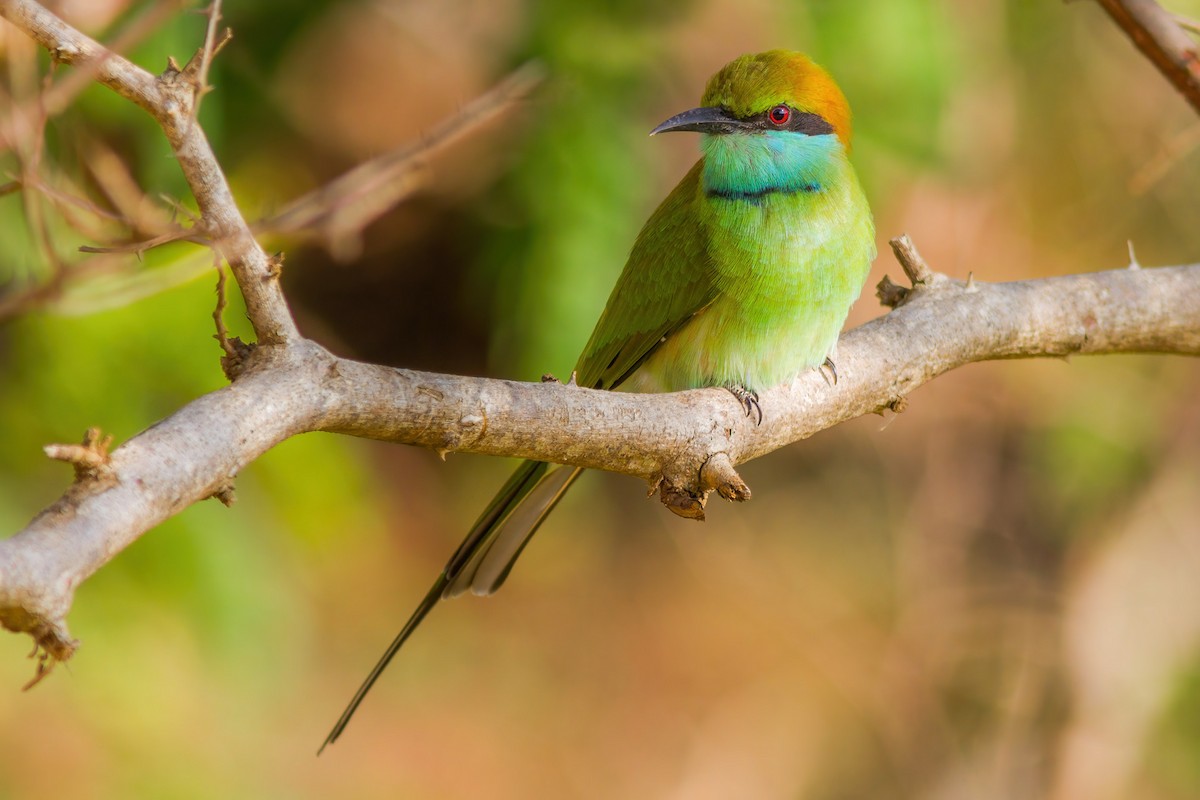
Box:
[320,49,875,752]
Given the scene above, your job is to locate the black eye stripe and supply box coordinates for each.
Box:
[743,106,834,136]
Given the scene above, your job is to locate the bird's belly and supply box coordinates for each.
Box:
[625,293,847,393]
[628,191,872,393]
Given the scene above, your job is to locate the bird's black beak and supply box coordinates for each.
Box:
[649,106,741,136]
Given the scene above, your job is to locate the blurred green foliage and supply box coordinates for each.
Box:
[2,0,1200,798]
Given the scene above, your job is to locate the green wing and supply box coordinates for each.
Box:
[576,161,717,390]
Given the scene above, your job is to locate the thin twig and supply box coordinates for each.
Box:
[260,62,542,247]
[0,275,65,321]
[212,253,236,360]
[81,138,176,235]
[77,228,200,255]
[160,193,201,225]
[27,170,130,226]
[189,0,228,121]
[1128,121,1200,193]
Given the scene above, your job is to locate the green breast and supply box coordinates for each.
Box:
[627,147,874,393]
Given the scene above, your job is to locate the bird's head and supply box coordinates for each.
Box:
[651,50,853,152]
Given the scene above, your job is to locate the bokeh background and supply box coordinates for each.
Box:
[3,1,1200,798]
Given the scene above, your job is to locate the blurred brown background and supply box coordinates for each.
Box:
[2,0,1200,798]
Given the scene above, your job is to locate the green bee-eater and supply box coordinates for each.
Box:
[322,50,875,750]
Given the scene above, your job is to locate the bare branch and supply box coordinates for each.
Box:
[1094,0,1200,116]
[76,229,200,255]
[3,256,1198,662]
[259,63,542,257]
[0,0,299,343]
[188,0,228,120]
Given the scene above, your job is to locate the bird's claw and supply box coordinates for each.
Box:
[727,385,762,425]
[820,356,839,387]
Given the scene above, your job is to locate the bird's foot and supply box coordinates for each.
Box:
[819,357,839,387]
[726,385,762,425]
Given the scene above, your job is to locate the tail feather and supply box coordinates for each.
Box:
[318,573,447,755]
[320,459,584,752]
[442,459,550,586]
[447,464,583,597]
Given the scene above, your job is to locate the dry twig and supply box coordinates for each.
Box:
[259,63,542,257]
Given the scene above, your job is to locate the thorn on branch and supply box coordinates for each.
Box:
[1127,240,1142,270]
[182,30,233,83]
[888,396,909,414]
[44,427,115,482]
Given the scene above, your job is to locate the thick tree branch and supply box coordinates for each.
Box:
[3,259,1198,659]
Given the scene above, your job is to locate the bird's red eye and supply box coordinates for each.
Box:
[768,105,790,125]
